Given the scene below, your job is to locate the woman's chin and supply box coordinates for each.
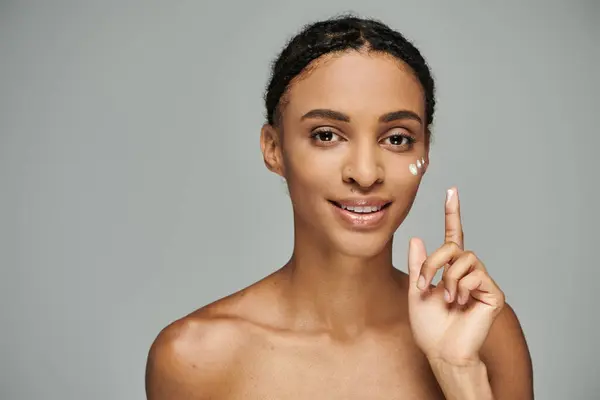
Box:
[332,232,392,259]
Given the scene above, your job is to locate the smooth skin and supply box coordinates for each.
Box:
[145,51,533,399]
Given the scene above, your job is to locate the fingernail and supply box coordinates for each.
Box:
[418,275,426,290]
[444,289,451,302]
[446,188,454,204]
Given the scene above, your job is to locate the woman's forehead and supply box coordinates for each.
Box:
[284,52,426,121]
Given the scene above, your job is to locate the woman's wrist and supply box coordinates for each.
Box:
[427,357,494,400]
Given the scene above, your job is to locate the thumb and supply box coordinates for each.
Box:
[408,237,427,290]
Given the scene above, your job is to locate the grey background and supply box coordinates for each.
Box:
[1,1,598,399]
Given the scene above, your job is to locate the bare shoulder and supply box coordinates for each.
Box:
[480,302,534,399]
[145,309,249,400]
[145,274,284,400]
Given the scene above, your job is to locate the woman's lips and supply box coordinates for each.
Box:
[329,199,391,230]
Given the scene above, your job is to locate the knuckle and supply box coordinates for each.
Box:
[457,278,470,290]
[474,269,487,279]
[446,241,460,251]
[463,250,478,264]
[446,267,461,281]
[421,260,435,275]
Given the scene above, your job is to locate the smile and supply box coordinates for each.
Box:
[330,202,390,214]
[328,199,392,229]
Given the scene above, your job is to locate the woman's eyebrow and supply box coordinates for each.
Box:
[300,108,422,125]
[301,109,350,122]
[379,110,423,125]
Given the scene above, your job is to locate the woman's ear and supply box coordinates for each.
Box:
[260,123,285,178]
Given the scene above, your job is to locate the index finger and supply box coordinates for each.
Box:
[445,186,464,249]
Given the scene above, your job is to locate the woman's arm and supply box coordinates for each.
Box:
[428,358,494,400]
[480,303,534,399]
[427,303,533,400]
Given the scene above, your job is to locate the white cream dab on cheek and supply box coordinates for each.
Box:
[409,157,427,176]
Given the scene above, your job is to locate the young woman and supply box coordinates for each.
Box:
[146,15,533,399]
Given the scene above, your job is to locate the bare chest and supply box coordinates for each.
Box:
[226,331,445,400]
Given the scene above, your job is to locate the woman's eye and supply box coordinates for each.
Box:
[383,134,414,147]
[311,130,340,143]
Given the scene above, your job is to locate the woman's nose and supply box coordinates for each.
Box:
[342,144,384,188]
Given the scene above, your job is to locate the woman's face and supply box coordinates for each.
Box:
[262,51,429,258]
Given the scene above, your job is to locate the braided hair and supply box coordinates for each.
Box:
[264,14,436,136]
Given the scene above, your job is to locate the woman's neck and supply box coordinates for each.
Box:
[279,234,407,339]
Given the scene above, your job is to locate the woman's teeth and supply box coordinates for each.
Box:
[341,205,382,213]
